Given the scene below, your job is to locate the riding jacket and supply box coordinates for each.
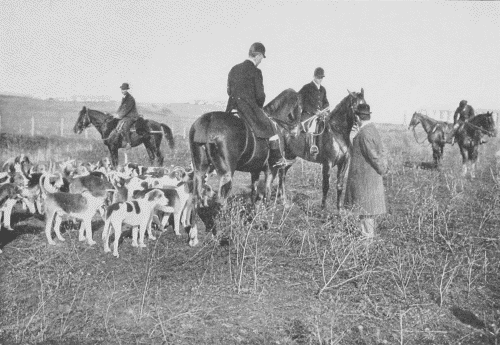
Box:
[116,92,140,119]
[225,59,275,138]
[453,104,475,124]
[298,81,329,121]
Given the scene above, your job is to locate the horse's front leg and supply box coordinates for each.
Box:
[276,166,291,204]
[431,143,440,166]
[250,170,261,203]
[321,162,331,209]
[335,156,350,210]
[460,146,469,177]
[470,146,479,178]
[109,145,119,167]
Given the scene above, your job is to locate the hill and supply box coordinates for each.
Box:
[0,94,224,139]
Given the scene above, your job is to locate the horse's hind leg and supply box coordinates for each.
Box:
[250,171,261,203]
[191,143,211,206]
[208,141,235,205]
[155,139,164,166]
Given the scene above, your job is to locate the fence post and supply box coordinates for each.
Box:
[31,116,35,136]
[60,117,64,137]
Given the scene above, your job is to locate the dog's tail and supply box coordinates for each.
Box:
[39,172,58,196]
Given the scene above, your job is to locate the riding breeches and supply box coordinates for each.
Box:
[119,117,136,143]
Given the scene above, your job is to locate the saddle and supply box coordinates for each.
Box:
[115,117,149,136]
[302,116,324,158]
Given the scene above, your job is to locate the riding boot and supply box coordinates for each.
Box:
[122,118,133,150]
[269,139,287,168]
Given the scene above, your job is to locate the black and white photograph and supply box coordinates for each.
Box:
[1,1,499,344]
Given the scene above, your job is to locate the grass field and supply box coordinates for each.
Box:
[1,119,500,344]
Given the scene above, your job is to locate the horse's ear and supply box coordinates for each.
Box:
[82,106,86,111]
[360,88,364,96]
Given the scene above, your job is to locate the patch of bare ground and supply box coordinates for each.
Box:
[1,128,500,344]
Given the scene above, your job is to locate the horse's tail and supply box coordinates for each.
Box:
[161,123,175,150]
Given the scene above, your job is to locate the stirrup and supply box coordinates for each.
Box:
[310,145,319,155]
[273,157,294,168]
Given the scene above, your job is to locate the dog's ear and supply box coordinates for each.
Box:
[148,189,164,201]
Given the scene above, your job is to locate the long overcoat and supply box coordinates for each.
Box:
[225,60,274,138]
[345,122,387,216]
[116,92,140,119]
[298,81,329,121]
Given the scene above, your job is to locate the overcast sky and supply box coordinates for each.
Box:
[1,0,499,123]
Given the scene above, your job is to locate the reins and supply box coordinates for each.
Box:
[410,124,429,144]
[464,119,495,136]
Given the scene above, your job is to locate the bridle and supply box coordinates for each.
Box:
[80,108,91,130]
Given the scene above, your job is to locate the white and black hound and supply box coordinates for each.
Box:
[40,173,108,246]
[102,189,171,258]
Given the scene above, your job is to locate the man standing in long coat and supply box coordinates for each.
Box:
[345,103,387,241]
[225,42,286,166]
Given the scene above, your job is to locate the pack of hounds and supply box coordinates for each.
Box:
[0,155,217,257]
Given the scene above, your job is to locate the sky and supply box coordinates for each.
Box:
[1,0,499,124]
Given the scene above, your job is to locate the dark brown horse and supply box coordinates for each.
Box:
[455,112,496,177]
[73,107,175,167]
[276,89,366,209]
[408,112,454,165]
[189,89,303,206]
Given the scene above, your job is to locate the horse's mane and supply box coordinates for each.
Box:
[264,88,299,116]
[327,91,363,125]
[413,112,439,123]
[470,111,492,124]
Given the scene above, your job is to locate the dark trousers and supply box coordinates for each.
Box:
[119,117,136,144]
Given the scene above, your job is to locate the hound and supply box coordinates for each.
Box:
[102,189,171,258]
[0,183,23,231]
[40,173,108,246]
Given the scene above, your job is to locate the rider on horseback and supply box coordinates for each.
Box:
[448,100,476,145]
[299,67,330,157]
[115,83,141,150]
[225,42,288,167]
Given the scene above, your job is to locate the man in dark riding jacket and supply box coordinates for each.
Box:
[115,83,141,150]
[299,67,330,156]
[225,42,287,166]
[448,100,476,144]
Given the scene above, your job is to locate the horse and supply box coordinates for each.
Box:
[189,88,303,206]
[73,107,175,167]
[408,112,454,166]
[455,112,496,177]
[277,89,366,210]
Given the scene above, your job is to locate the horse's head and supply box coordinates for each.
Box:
[327,88,366,132]
[408,112,421,129]
[74,106,91,134]
[472,112,497,137]
[264,88,303,137]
